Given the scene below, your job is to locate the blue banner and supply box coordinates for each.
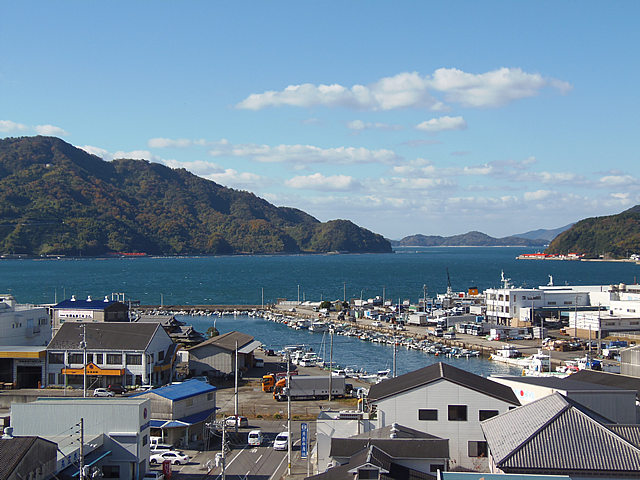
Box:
[301,422,308,459]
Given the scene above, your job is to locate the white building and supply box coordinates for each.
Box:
[11,397,152,480]
[366,362,520,471]
[46,322,176,389]
[0,294,50,346]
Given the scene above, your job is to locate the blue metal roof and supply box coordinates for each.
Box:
[53,298,122,310]
[146,379,216,402]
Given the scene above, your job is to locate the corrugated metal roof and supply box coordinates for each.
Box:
[368,362,519,406]
[189,331,254,352]
[141,378,216,402]
[607,424,640,449]
[48,322,162,351]
[569,369,640,395]
[481,392,640,474]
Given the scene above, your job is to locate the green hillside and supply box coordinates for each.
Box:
[0,136,392,256]
[545,206,640,257]
[391,231,548,247]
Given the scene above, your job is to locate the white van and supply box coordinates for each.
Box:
[248,430,264,446]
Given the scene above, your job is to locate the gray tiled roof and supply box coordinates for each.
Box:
[568,369,640,395]
[368,362,519,405]
[308,445,436,480]
[0,436,37,480]
[48,322,163,351]
[331,437,449,460]
[481,392,640,474]
[607,425,640,448]
[495,374,629,392]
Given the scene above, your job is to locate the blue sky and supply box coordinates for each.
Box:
[2,1,639,239]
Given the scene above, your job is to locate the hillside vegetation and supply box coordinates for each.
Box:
[0,136,391,256]
[545,206,640,257]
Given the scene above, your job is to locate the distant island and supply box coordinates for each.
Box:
[390,231,549,248]
[0,136,392,256]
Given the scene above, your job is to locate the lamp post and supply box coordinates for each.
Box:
[343,282,346,303]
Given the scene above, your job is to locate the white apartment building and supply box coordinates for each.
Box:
[0,294,50,346]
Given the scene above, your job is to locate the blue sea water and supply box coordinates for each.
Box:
[1,246,638,377]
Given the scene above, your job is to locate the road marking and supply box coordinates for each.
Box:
[256,454,263,463]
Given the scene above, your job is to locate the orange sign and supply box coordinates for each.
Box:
[61,363,125,376]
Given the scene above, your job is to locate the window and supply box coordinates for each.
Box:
[448,405,467,421]
[479,410,499,421]
[548,301,556,305]
[186,398,194,407]
[48,373,56,384]
[159,350,165,361]
[564,301,573,305]
[468,441,488,457]
[69,353,83,364]
[142,435,148,446]
[357,468,379,479]
[102,466,120,478]
[207,393,214,401]
[631,322,639,325]
[107,354,122,365]
[430,465,444,473]
[49,353,64,364]
[95,353,103,364]
[126,354,142,365]
[418,409,438,421]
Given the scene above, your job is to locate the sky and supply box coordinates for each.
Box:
[2,1,639,240]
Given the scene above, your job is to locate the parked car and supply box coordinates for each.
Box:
[273,432,290,451]
[225,415,249,428]
[93,388,114,397]
[143,472,164,480]
[137,385,155,392]
[248,430,264,446]
[107,384,126,394]
[266,349,276,356]
[255,358,264,368]
[150,451,189,465]
[150,444,174,453]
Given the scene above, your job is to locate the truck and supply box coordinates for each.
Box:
[262,370,298,392]
[273,375,351,401]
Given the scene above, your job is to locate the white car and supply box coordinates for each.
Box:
[248,430,264,446]
[150,451,189,465]
[273,432,290,451]
[93,388,114,397]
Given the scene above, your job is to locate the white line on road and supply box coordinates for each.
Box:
[256,454,263,463]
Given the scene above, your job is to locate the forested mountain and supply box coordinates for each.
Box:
[545,206,640,257]
[513,224,573,242]
[391,231,548,247]
[0,136,391,256]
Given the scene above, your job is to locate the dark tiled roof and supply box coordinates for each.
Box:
[189,331,254,352]
[607,425,640,448]
[368,362,519,405]
[569,369,640,395]
[0,436,37,480]
[309,445,436,480]
[48,322,163,351]
[481,392,640,475]
[331,438,449,460]
[496,374,631,392]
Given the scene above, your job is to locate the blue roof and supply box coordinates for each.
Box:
[179,407,218,424]
[53,298,123,310]
[144,379,216,402]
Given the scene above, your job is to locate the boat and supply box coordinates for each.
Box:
[309,321,329,333]
[489,344,523,365]
[522,350,568,378]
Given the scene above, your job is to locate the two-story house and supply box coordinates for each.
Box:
[367,362,520,471]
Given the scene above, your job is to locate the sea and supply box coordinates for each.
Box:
[2,246,638,377]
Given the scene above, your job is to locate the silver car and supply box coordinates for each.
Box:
[93,388,114,397]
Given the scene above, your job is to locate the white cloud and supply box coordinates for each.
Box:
[524,190,556,201]
[204,169,272,189]
[35,124,69,136]
[429,67,572,108]
[236,67,571,111]
[415,116,467,132]
[0,120,28,133]
[148,137,208,148]
[80,145,162,163]
[285,173,361,191]
[597,175,640,188]
[207,140,400,165]
[347,120,404,131]
[162,159,225,176]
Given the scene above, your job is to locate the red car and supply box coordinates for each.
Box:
[107,384,126,394]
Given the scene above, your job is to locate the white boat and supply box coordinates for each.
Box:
[522,350,568,378]
[309,321,329,332]
[489,344,523,365]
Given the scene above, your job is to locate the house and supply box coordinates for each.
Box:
[0,433,57,480]
[489,374,637,424]
[329,424,449,474]
[188,331,261,377]
[46,322,176,389]
[0,294,50,346]
[481,392,640,477]
[131,378,217,446]
[135,315,206,347]
[367,362,520,471]
[11,397,151,480]
[308,443,437,480]
[50,296,129,336]
[317,410,376,472]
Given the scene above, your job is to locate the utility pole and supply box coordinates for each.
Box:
[234,341,239,433]
[329,331,333,401]
[221,416,227,480]
[287,352,291,476]
[574,293,579,338]
[343,282,346,303]
[81,325,87,398]
[79,418,85,480]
